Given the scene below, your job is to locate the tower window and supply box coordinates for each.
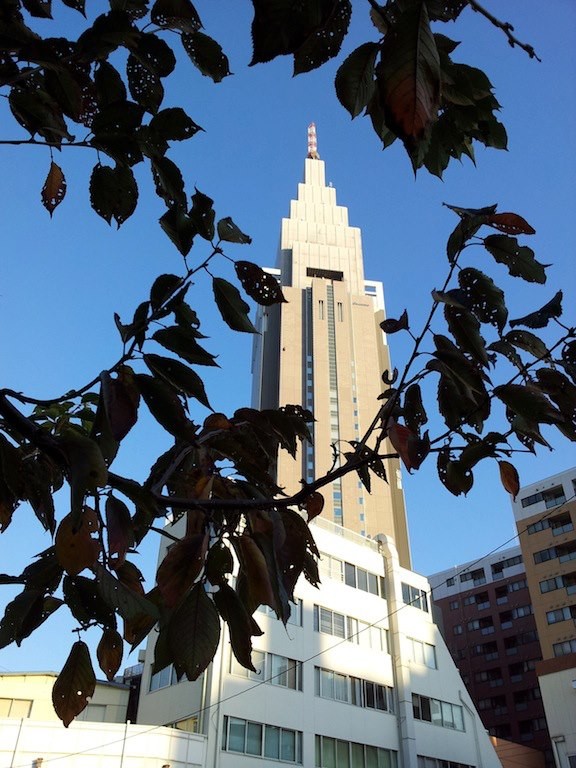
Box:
[318,300,324,320]
[337,302,343,321]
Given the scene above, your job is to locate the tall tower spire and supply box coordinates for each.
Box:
[307,122,320,160]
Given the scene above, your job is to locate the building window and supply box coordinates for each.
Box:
[453,624,463,635]
[412,694,465,730]
[446,577,455,587]
[460,568,486,585]
[406,638,437,669]
[417,757,474,768]
[314,667,394,712]
[230,651,302,691]
[0,698,32,718]
[546,606,576,624]
[313,605,388,651]
[319,300,325,320]
[337,302,343,321]
[521,485,566,508]
[222,716,302,763]
[449,600,459,610]
[401,583,429,612]
[553,639,576,656]
[258,599,303,627]
[149,664,179,691]
[315,736,397,768]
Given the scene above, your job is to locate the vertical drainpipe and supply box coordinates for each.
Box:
[379,535,417,768]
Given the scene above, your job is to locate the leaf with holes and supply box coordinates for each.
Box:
[182,31,231,82]
[41,161,66,216]
[510,290,562,330]
[151,157,186,207]
[97,627,123,681]
[151,0,202,31]
[159,206,196,256]
[495,384,564,425]
[293,0,352,75]
[335,42,379,119]
[504,330,550,361]
[217,217,252,244]
[485,212,535,236]
[150,107,202,141]
[189,188,215,240]
[63,574,116,628]
[127,53,164,114]
[89,164,138,227]
[55,508,100,576]
[168,583,221,681]
[403,384,427,434]
[100,368,140,442]
[235,261,286,306]
[437,452,473,496]
[458,267,507,332]
[444,306,489,368]
[213,278,258,334]
[52,641,96,727]
[483,234,546,284]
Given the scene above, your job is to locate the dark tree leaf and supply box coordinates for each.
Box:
[129,32,176,77]
[217,217,252,244]
[89,164,138,227]
[150,107,202,141]
[52,640,96,727]
[205,542,234,586]
[483,234,547,284]
[60,431,108,525]
[380,310,409,334]
[181,31,231,82]
[250,0,350,70]
[495,384,564,425]
[445,211,488,263]
[63,574,117,628]
[151,0,202,31]
[61,0,85,11]
[444,305,489,368]
[536,368,576,424]
[150,273,183,310]
[151,157,186,207]
[437,450,473,496]
[0,589,62,649]
[510,290,563,329]
[432,289,470,309]
[335,42,379,119]
[94,563,159,623]
[485,212,535,236]
[504,329,550,361]
[235,261,286,306]
[458,267,507,332]
[55,508,100,576]
[105,495,134,568]
[153,325,218,366]
[377,1,440,150]
[22,0,52,16]
[127,53,164,114]
[403,384,427,434]
[293,0,352,75]
[144,354,212,409]
[156,533,208,608]
[94,62,127,108]
[41,161,66,216]
[100,368,140,441]
[213,277,258,334]
[97,627,123,681]
[189,188,215,240]
[159,206,196,256]
[77,11,139,60]
[168,583,221,681]
[213,582,257,672]
[134,373,197,441]
[487,339,523,370]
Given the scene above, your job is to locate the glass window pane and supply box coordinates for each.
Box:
[366,746,378,768]
[365,681,375,709]
[375,684,387,711]
[334,612,346,638]
[272,654,288,687]
[316,735,322,768]
[246,722,262,755]
[322,736,337,768]
[228,718,246,752]
[351,742,365,768]
[281,729,296,761]
[337,740,351,768]
[314,605,319,631]
[315,667,321,696]
[321,607,333,634]
[335,672,348,701]
[351,677,362,706]
[0,699,12,717]
[431,698,442,726]
[357,569,368,592]
[265,725,280,758]
[424,644,436,669]
[421,696,431,722]
[321,668,334,699]
[442,701,455,729]
[368,573,379,595]
[378,749,392,768]
[453,705,464,731]
[345,562,356,587]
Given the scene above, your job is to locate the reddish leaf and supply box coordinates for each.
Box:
[236,534,277,612]
[156,533,208,608]
[55,508,100,576]
[203,412,233,431]
[167,582,221,681]
[41,161,66,216]
[378,2,440,147]
[52,640,96,727]
[97,627,123,681]
[498,460,520,501]
[114,561,145,595]
[486,212,535,236]
[387,420,414,471]
[304,492,324,522]
[101,367,140,441]
[105,495,134,567]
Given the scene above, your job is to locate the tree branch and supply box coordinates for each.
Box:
[468,0,542,61]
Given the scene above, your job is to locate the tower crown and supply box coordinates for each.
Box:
[307,122,320,160]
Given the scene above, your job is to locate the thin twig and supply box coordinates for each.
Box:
[468,0,541,61]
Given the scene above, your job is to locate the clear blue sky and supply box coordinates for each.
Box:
[1,1,575,672]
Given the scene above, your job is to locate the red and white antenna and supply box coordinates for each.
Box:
[307,122,320,159]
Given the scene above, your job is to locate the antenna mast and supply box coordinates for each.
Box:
[307,123,320,159]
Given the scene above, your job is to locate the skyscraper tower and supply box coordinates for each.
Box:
[252,125,411,568]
